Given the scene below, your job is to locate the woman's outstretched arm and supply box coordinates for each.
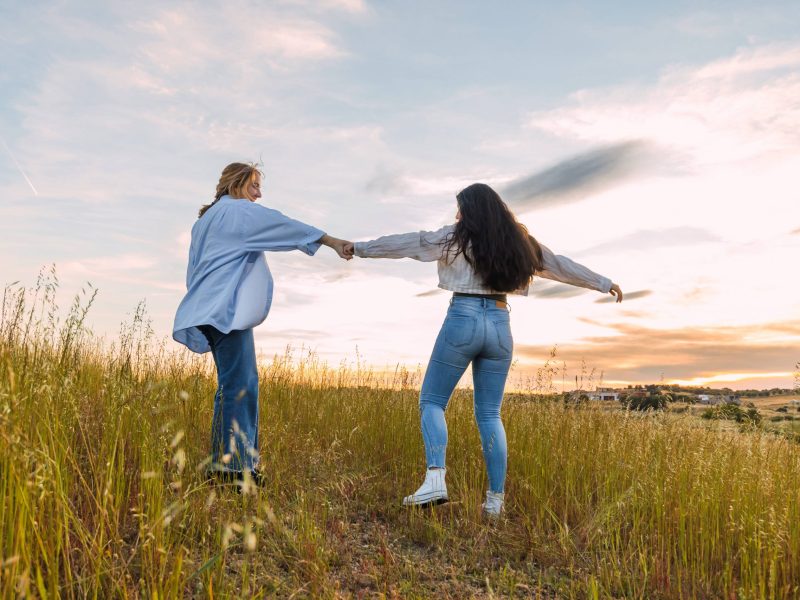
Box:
[242,203,350,258]
[347,225,452,262]
[537,243,623,302]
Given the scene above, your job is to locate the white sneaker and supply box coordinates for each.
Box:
[402,468,449,507]
[482,490,504,517]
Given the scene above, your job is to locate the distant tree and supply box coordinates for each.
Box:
[746,408,762,424]
[622,394,667,411]
[702,403,761,425]
[795,362,799,394]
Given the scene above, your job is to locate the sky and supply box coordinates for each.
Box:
[1,0,799,390]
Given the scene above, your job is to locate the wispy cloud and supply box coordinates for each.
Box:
[415,288,445,298]
[364,168,479,201]
[280,0,369,15]
[595,289,652,304]
[133,4,348,73]
[576,227,721,256]
[501,141,660,210]
[669,371,793,387]
[0,135,38,195]
[3,1,360,205]
[255,328,327,343]
[527,43,800,165]
[531,282,589,300]
[59,253,184,292]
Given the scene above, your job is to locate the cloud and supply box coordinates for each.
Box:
[1,1,360,204]
[63,254,157,272]
[59,253,184,292]
[669,371,792,387]
[322,270,352,283]
[0,135,38,195]
[527,43,800,166]
[415,288,445,297]
[133,4,347,74]
[364,140,667,212]
[791,227,800,235]
[575,227,721,257]
[531,282,589,300]
[594,289,652,304]
[364,169,407,195]
[255,328,327,342]
[364,167,479,201]
[515,320,800,386]
[278,0,369,14]
[501,141,662,210]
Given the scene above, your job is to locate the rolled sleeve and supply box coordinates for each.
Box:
[243,204,325,255]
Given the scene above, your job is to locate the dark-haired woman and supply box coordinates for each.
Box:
[346,183,622,515]
[174,163,351,485]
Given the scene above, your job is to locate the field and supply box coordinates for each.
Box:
[2,279,800,598]
[663,395,800,439]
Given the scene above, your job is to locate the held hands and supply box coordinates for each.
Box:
[609,283,623,303]
[320,235,355,260]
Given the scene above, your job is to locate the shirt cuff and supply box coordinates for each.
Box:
[354,242,366,257]
[298,229,326,256]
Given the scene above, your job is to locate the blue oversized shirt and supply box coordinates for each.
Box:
[173,196,325,353]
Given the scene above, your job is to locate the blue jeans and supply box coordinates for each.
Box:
[419,296,513,493]
[199,325,260,472]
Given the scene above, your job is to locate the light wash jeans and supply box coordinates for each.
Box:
[199,325,260,472]
[419,296,513,493]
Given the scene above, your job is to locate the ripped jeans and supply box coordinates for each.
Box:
[419,296,513,493]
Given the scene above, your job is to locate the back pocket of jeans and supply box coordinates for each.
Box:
[492,319,513,354]
[445,316,476,347]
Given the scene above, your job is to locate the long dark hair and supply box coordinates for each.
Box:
[443,183,543,292]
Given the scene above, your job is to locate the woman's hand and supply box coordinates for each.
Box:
[319,235,353,260]
[609,283,623,303]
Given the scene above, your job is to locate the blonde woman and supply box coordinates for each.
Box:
[173,163,350,485]
[346,183,622,515]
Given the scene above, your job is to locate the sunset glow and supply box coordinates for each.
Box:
[668,372,795,388]
[2,2,799,390]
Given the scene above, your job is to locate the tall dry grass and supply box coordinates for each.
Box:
[1,270,800,598]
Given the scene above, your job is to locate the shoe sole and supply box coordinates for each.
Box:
[403,496,449,508]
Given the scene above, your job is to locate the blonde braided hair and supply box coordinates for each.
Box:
[198,162,263,218]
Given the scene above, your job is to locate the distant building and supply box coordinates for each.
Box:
[590,388,619,401]
[697,394,740,405]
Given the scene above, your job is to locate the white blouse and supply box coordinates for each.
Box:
[354,224,612,296]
